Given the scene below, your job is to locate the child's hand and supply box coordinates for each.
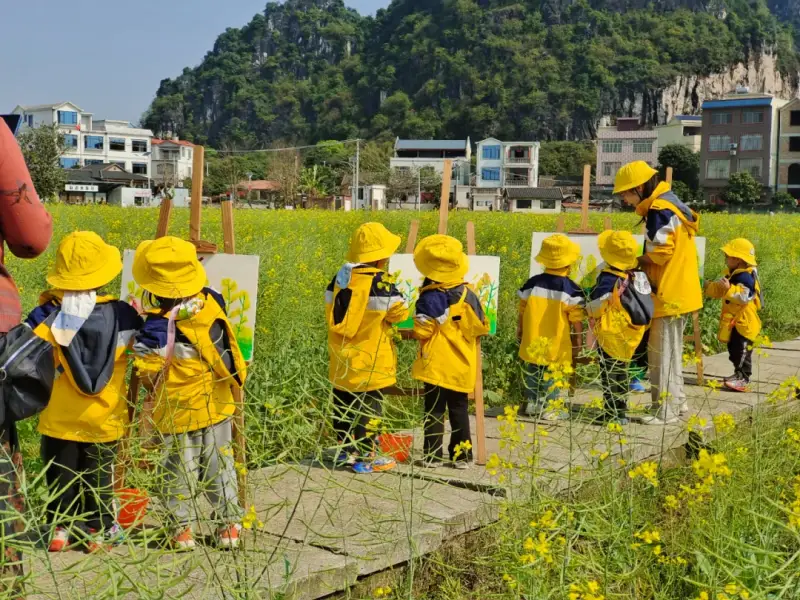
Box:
[720,278,731,291]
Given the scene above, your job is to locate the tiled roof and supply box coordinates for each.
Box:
[18,102,84,112]
[238,180,280,191]
[395,139,468,151]
[675,115,702,120]
[152,138,194,147]
[64,164,149,183]
[702,98,773,109]
[597,129,658,140]
[504,187,564,199]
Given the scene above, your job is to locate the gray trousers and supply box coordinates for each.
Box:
[648,316,686,419]
[158,419,242,527]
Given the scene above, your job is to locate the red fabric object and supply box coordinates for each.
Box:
[0,120,53,332]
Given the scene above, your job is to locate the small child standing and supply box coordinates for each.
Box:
[28,232,142,553]
[326,222,409,474]
[586,231,654,425]
[412,235,489,469]
[518,234,585,419]
[132,237,247,550]
[704,238,762,392]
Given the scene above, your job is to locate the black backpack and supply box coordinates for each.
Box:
[619,271,655,327]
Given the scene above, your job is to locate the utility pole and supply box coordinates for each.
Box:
[354,138,360,210]
[417,167,421,212]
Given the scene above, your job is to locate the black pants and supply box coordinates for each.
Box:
[631,330,649,380]
[599,349,630,416]
[332,389,383,455]
[728,329,753,381]
[423,384,472,462]
[41,436,117,533]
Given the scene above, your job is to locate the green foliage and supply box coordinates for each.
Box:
[725,172,764,205]
[17,124,66,202]
[671,180,700,205]
[773,191,797,207]
[539,141,596,178]
[658,144,700,191]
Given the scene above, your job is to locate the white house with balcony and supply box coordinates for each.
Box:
[12,102,153,178]
[389,139,471,197]
[151,138,195,187]
[476,138,540,188]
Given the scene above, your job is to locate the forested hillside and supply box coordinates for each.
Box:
[143,0,800,147]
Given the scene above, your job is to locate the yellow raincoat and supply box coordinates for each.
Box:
[705,267,762,342]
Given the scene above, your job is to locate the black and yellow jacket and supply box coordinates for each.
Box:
[412,280,489,393]
[133,288,247,435]
[326,264,409,392]
[705,267,762,342]
[27,292,142,443]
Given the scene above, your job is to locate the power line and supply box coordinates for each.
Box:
[215,139,361,154]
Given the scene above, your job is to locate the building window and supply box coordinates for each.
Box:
[602,162,622,177]
[109,138,126,151]
[57,111,78,125]
[132,163,148,175]
[708,135,732,152]
[85,159,103,165]
[25,115,33,127]
[706,159,731,179]
[712,113,733,125]
[482,168,500,181]
[742,110,764,124]
[738,158,763,179]
[739,135,763,151]
[516,199,532,209]
[602,141,623,153]
[482,145,501,160]
[792,111,800,127]
[132,139,148,152]
[63,134,77,148]
[632,141,653,153]
[540,199,557,210]
[84,135,104,150]
[60,158,80,168]
[789,137,800,152]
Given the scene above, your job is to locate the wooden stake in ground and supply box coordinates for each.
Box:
[438,160,452,236]
[569,164,595,235]
[466,222,486,466]
[190,146,204,243]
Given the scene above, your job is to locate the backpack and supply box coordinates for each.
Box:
[619,271,654,327]
[0,313,57,427]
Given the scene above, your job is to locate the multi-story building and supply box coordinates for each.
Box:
[151,138,195,187]
[475,138,540,188]
[390,138,471,188]
[776,98,800,200]
[12,102,153,176]
[657,115,702,153]
[596,118,658,186]
[699,90,788,202]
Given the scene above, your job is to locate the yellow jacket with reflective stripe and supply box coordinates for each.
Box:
[412,282,490,393]
[133,288,247,435]
[705,266,762,342]
[28,293,142,443]
[587,268,649,361]
[326,265,409,392]
[637,182,703,318]
[518,269,585,366]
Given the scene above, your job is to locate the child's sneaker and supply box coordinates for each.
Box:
[415,458,444,469]
[48,527,69,553]
[217,524,241,550]
[371,456,396,472]
[452,460,471,471]
[724,377,749,393]
[172,526,196,551]
[524,401,543,417]
[352,460,374,474]
[334,451,357,467]
[630,379,648,393]
[84,528,108,554]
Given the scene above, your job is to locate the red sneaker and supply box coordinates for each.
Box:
[724,377,749,393]
[217,524,241,550]
[84,528,108,554]
[172,526,196,551]
[48,527,69,552]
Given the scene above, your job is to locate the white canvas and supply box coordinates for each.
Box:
[121,250,260,362]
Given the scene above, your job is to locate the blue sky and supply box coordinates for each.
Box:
[0,0,390,125]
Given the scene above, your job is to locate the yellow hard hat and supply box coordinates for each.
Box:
[535,234,581,270]
[414,234,469,282]
[132,236,207,299]
[721,238,757,266]
[347,222,401,263]
[47,231,122,291]
[598,230,639,271]
[613,161,658,195]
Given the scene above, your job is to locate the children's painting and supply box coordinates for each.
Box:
[529,233,707,289]
[120,251,260,361]
[387,254,500,335]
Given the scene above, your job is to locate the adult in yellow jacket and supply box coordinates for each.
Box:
[27,232,142,553]
[412,235,489,469]
[517,234,585,419]
[704,238,762,392]
[326,222,408,474]
[614,161,702,425]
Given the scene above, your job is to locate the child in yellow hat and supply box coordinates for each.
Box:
[704,238,762,392]
[518,234,585,420]
[326,222,409,474]
[587,231,654,425]
[412,235,489,469]
[25,232,142,553]
[131,236,247,550]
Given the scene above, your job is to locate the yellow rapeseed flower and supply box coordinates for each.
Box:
[628,461,659,487]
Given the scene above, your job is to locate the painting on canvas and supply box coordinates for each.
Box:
[387,254,500,335]
[529,233,707,290]
[120,250,260,361]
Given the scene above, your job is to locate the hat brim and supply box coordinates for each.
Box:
[721,248,757,267]
[347,232,402,264]
[416,252,469,282]
[46,249,123,292]
[604,256,639,271]
[133,240,207,299]
[598,231,638,271]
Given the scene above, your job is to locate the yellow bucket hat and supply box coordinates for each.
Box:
[414,234,469,282]
[132,236,207,299]
[613,161,658,194]
[535,234,580,270]
[347,222,401,263]
[598,230,639,271]
[47,231,122,291]
[721,238,757,266]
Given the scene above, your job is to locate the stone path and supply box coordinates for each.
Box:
[26,343,800,600]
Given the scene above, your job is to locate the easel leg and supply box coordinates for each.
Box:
[466,222,486,466]
[231,386,247,508]
[693,311,704,385]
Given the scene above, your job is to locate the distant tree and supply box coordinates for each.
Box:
[671,180,698,205]
[388,166,441,202]
[266,148,301,207]
[658,145,700,191]
[773,191,797,207]
[539,141,596,178]
[17,124,66,202]
[299,165,333,199]
[359,141,393,183]
[724,172,763,205]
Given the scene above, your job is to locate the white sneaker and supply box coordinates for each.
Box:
[679,402,690,416]
[639,413,679,425]
[539,410,569,422]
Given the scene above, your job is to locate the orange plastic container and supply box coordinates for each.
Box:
[380,433,413,463]
[117,488,150,529]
